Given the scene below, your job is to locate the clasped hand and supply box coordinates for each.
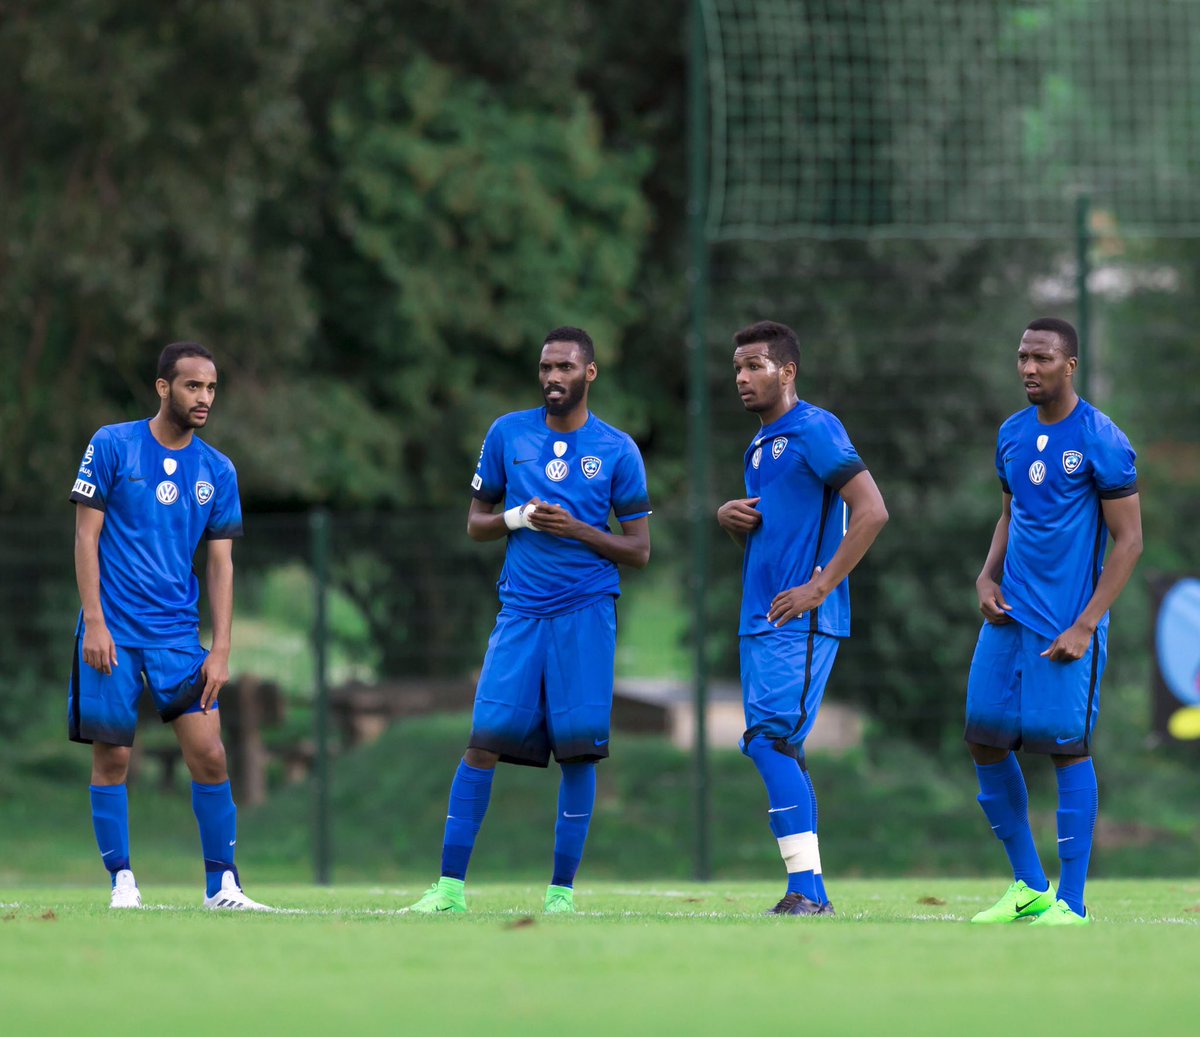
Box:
[526,497,583,538]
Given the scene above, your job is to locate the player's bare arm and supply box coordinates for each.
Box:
[767,469,889,626]
[200,537,234,711]
[976,491,1014,625]
[528,503,650,569]
[1042,493,1143,662]
[716,496,762,547]
[467,496,523,542]
[74,504,118,674]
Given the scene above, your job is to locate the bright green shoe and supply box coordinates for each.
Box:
[1029,898,1092,927]
[544,884,575,913]
[407,877,467,914]
[970,880,1055,923]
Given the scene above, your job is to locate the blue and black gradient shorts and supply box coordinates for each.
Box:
[69,629,212,746]
[965,619,1106,757]
[469,597,617,767]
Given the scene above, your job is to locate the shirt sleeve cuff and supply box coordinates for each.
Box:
[1098,480,1138,500]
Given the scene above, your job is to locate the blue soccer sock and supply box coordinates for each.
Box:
[746,737,820,901]
[1055,758,1098,916]
[803,769,829,903]
[551,761,597,888]
[90,783,131,881]
[192,780,239,897]
[975,755,1048,891]
[440,759,496,881]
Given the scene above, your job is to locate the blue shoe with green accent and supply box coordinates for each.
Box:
[544,884,575,913]
[970,880,1055,923]
[408,876,467,914]
[1029,898,1092,927]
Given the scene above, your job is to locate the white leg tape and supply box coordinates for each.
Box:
[777,831,821,874]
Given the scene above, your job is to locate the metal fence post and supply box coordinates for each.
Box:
[310,507,332,885]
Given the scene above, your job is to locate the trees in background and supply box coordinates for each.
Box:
[2,1,1196,744]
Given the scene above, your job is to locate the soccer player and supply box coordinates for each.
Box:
[717,321,888,916]
[966,317,1141,926]
[408,326,651,914]
[69,342,271,910]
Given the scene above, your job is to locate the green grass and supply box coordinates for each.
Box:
[2,879,1198,1036]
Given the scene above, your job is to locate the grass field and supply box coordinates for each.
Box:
[3,879,1198,1036]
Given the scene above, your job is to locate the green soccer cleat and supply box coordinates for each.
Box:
[544,884,575,913]
[407,877,467,914]
[970,880,1056,923]
[1029,898,1092,927]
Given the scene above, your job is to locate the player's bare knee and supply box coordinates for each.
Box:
[967,742,1010,766]
[183,740,228,783]
[91,743,131,785]
[463,747,499,769]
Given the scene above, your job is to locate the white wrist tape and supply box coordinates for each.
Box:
[777,831,822,874]
[503,504,538,531]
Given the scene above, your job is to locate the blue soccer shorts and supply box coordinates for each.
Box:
[68,629,212,747]
[964,619,1107,757]
[739,629,841,760]
[469,597,617,767]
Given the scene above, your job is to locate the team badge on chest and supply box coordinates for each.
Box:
[771,437,788,460]
[545,459,570,482]
[1062,450,1083,474]
[581,456,602,479]
[196,481,215,505]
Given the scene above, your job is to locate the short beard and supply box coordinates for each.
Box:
[544,380,586,416]
[168,391,207,429]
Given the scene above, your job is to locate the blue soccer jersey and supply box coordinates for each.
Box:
[471,408,651,617]
[739,402,866,638]
[69,420,244,647]
[996,399,1137,641]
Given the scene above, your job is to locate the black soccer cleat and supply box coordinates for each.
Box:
[765,892,824,916]
[816,900,836,916]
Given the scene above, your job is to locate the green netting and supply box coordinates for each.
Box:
[701,0,1200,240]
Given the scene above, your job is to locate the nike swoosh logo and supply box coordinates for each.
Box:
[767,805,799,814]
[593,737,609,746]
[1057,836,1074,843]
[128,476,145,482]
[102,850,117,857]
[1014,899,1039,912]
[229,840,236,847]
[563,812,590,818]
[512,458,538,465]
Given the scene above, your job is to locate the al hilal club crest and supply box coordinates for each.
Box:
[196,481,215,505]
[581,456,602,479]
[1062,450,1084,474]
[771,437,788,460]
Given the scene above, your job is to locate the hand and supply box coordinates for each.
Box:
[527,499,583,539]
[717,497,762,535]
[767,567,828,627]
[1041,621,1094,663]
[82,621,118,674]
[976,577,1014,625]
[200,648,230,711]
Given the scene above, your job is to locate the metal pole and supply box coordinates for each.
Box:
[310,507,332,885]
[687,0,712,881]
[1076,194,1091,400]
